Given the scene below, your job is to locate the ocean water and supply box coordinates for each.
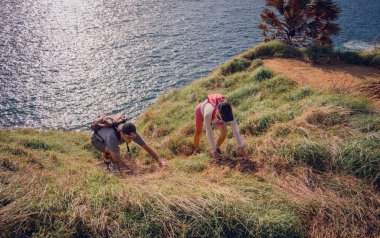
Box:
[1,0,379,130]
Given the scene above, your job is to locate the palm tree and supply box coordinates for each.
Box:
[258,0,340,47]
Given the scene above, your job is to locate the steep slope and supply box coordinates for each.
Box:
[1,41,379,237]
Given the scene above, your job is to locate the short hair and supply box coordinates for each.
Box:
[121,122,136,135]
[217,102,234,122]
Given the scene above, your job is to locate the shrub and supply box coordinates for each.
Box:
[369,54,380,67]
[251,67,274,82]
[303,44,336,64]
[220,57,251,76]
[336,51,367,65]
[249,58,264,70]
[362,46,380,68]
[242,41,302,60]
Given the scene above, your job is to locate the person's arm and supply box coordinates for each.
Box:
[141,144,163,167]
[133,133,163,167]
[230,120,251,160]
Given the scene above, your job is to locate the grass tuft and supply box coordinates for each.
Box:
[288,87,313,101]
[21,137,58,151]
[303,44,335,64]
[220,57,251,76]
[227,84,261,106]
[251,67,274,82]
[338,134,380,182]
[248,58,264,70]
[242,41,302,60]
[293,139,331,171]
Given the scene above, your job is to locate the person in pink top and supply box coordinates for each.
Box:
[193,94,250,161]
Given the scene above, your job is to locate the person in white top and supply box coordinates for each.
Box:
[193,94,250,161]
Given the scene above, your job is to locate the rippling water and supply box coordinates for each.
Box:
[1,0,379,130]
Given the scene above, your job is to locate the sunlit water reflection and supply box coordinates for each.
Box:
[1,0,379,130]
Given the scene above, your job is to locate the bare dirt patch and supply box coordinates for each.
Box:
[263,59,380,110]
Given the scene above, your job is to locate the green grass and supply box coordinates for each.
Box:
[220,57,251,76]
[251,67,274,82]
[240,41,380,68]
[338,134,380,181]
[1,41,380,237]
[241,41,303,60]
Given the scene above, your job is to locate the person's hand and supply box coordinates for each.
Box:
[116,159,128,170]
[242,154,251,160]
[157,159,163,168]
[157,159,170,168]
[240,147,251,160]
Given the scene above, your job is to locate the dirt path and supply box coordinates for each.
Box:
[263,59,380,110]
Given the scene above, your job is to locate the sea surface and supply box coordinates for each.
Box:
[1,0,379,130]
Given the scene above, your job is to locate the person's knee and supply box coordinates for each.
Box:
[195,130,202,136]
[219,127,227,137]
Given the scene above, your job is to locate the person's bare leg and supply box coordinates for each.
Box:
[103,152,112,170]
[216,124,227,151]
[194,130,202,153]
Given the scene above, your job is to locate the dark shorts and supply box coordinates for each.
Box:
[91,133,146,153]
[91,134,106,152]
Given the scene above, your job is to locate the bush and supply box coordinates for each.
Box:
[251,67,274,82]
[336,51,367,65]
[220,57,251,76]
[369,54,380,67]
[249,58,264,70]
[242,41,302,60]
[303,44,336,64]
[363,46,380,68]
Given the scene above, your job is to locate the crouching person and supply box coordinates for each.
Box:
[194,93,250,161]
[91,121,163,172]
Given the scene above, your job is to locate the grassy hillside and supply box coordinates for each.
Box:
[1,42,379,237]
